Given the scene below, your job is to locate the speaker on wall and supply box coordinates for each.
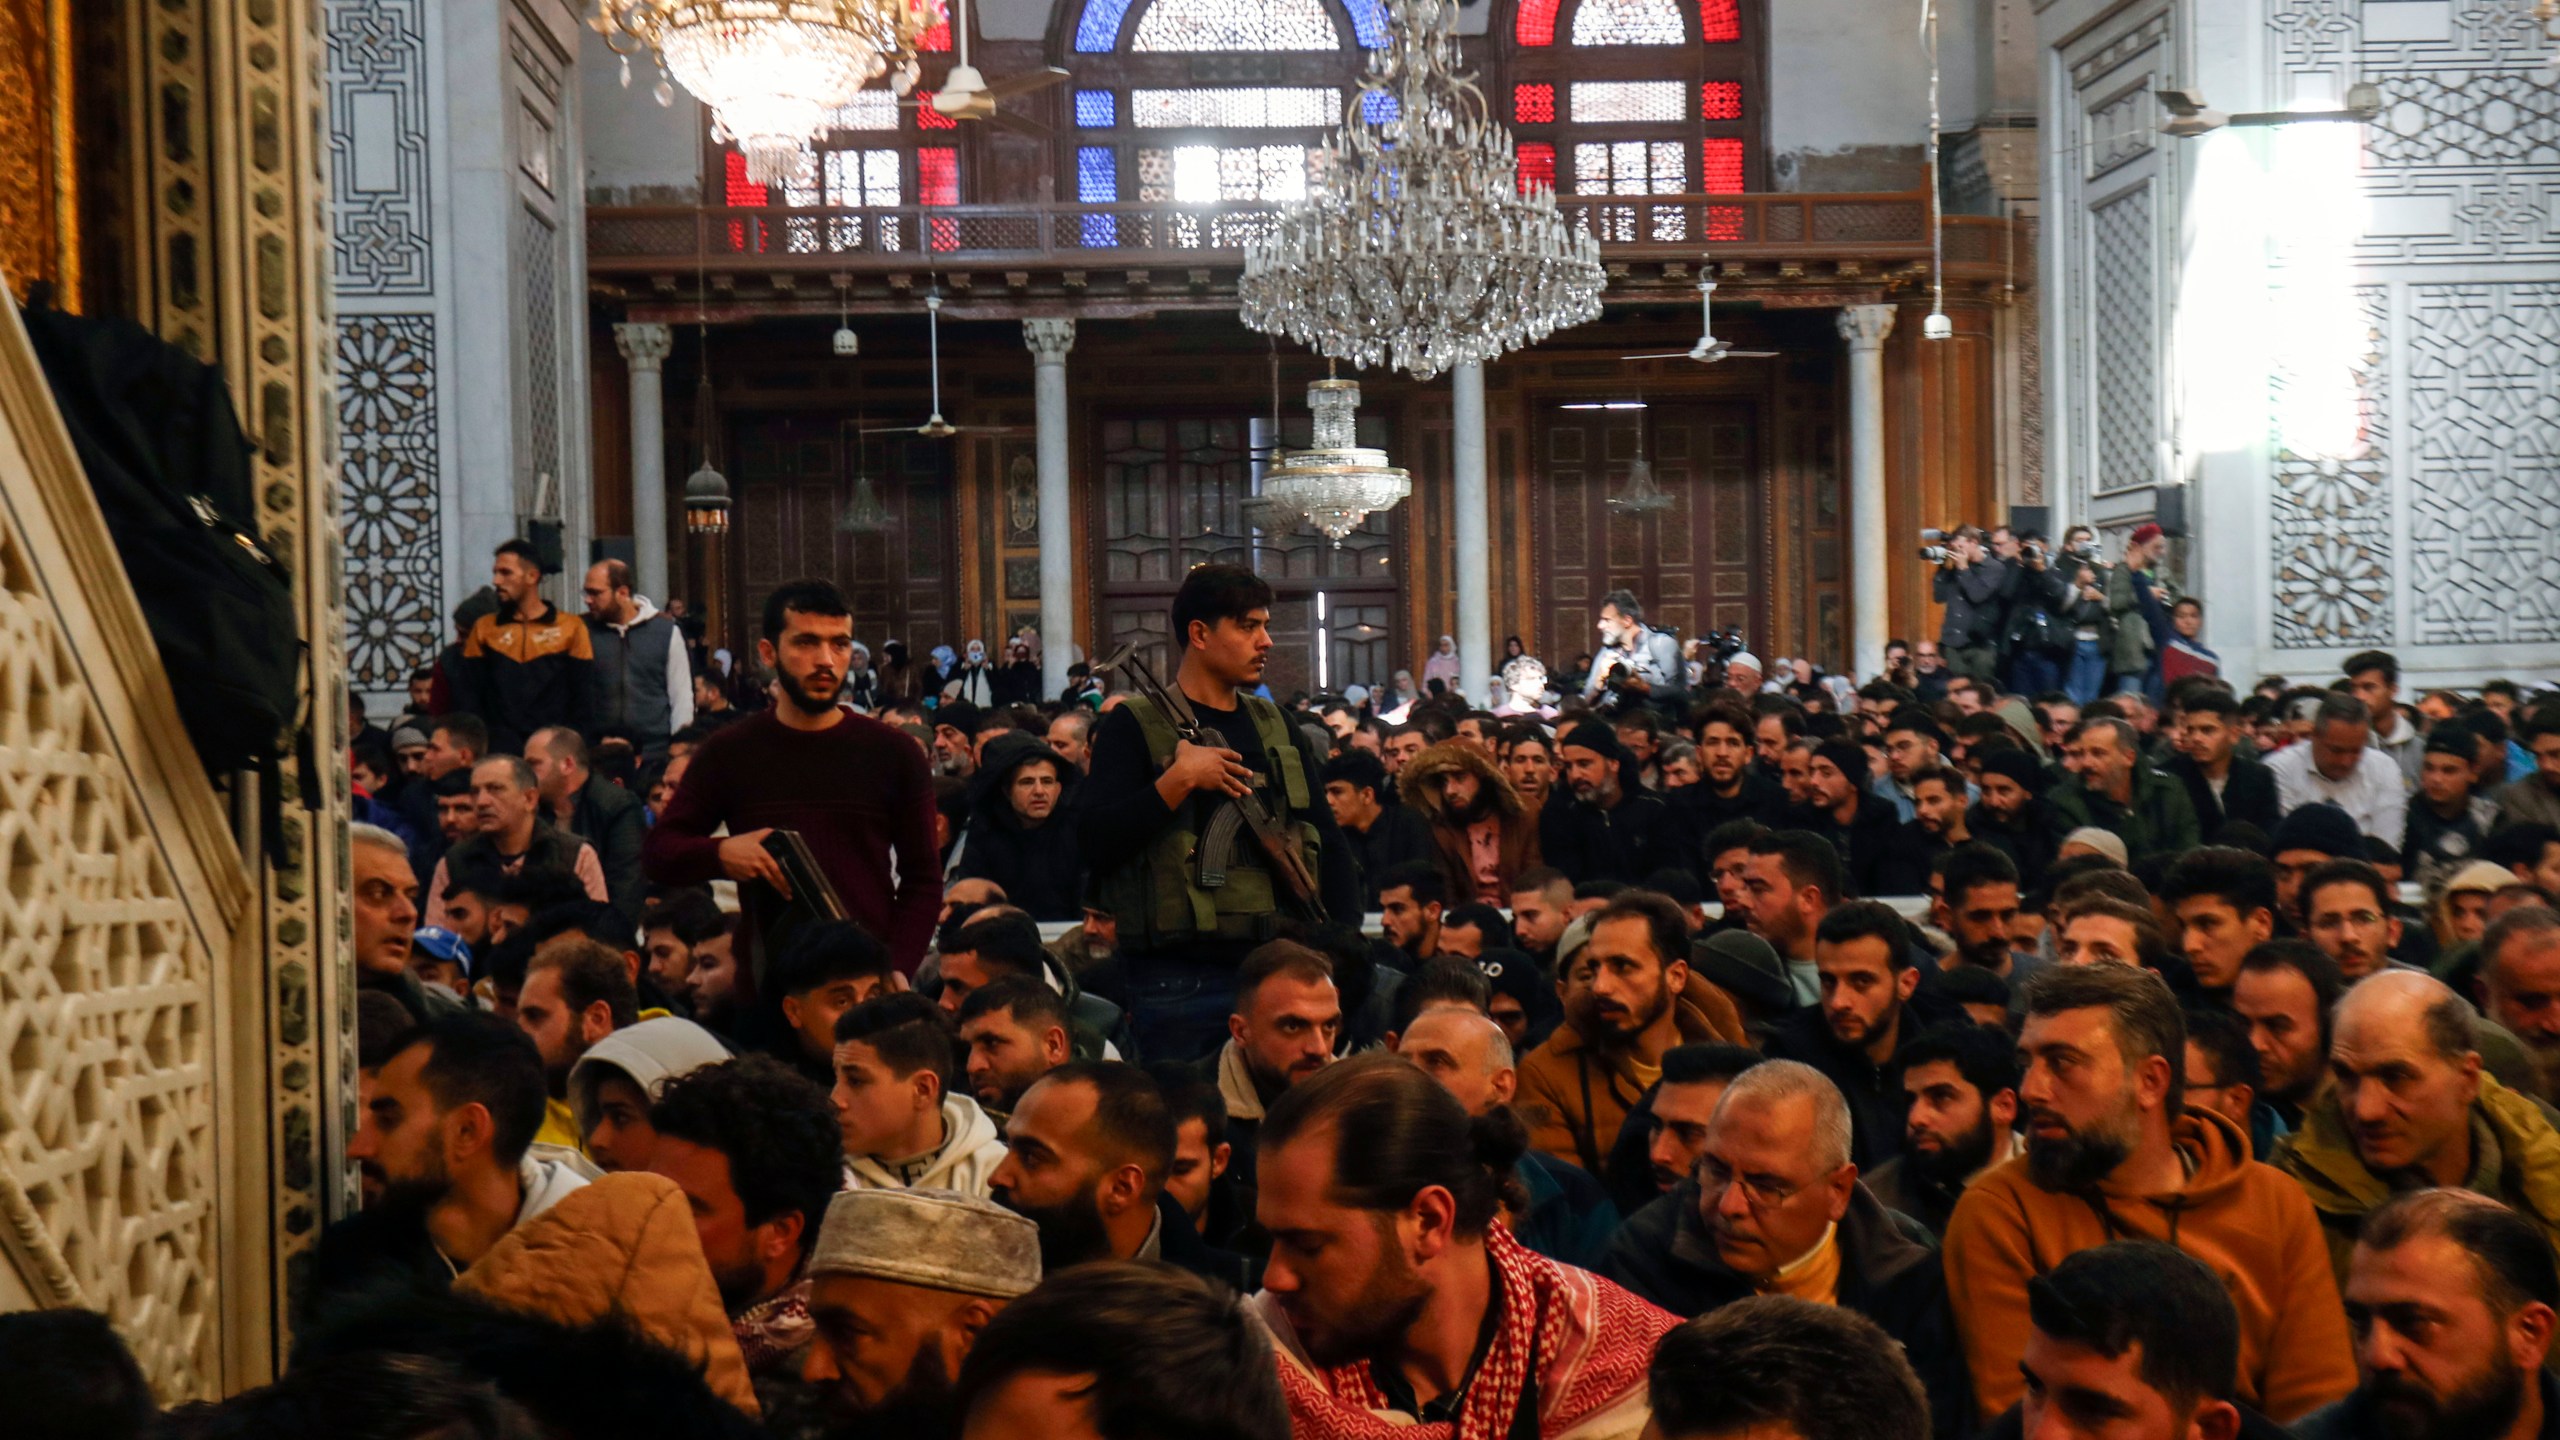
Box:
[2008,505,2051,538]
[2154,484,2190,539]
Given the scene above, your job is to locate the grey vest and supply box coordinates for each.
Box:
[589,611,676,742]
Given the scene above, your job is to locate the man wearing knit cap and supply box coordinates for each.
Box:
[2270,802,2366,928]
[1968,747,2067,891]
[800,1187,1041,1435]
[2104,524,2176,693]
[1793,738,1923,898]
[1543,718,1680,886]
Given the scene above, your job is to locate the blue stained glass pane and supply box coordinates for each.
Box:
[1077,146,1118,202]
[1076,0,1136,51]
[1082,214,1120,246]
[1361,90,1398,124]
[1075,90,1117,127]
[1345,0,1388,46]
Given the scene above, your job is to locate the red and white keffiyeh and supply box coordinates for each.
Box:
[1255,1224,1676,1440]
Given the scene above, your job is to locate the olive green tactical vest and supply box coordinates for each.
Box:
[1095,694,1323,950]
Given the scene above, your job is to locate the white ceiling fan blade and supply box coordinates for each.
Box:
[1623,352,1696,361]
[1726,350,1781,358]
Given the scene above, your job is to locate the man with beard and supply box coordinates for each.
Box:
[514,936,639,1151]
[1672,698,1788,835]
[2272,971,2560,1285]
[647,578,942,974]
[644,1056,846,1394]
[1877,713,1967,823]
[318,1011,588,1306]
[956,978,1074,1118]
[2304,860,2415,983]
[1581,587,1688,717]
[1517,890,1748,1173]
[1767,901,1954,1167]
[2484,908,2560,1103]
[1907,765,1978,858]
[1401,741,1543,905]
[988,1061,1249,1289]
[1252,1054,1678,1439]
[1599,1062,1972,1439]
[2298,1189,2560,1440]
[1935,842,2046,987]
[949,733,1084,921]
[1375,861,1446,964]
[1796,739,1926,897]
[1209,941,1342,1200]
[1542,720,1681,886]
[1945,963,2356,1425]
[2234,940,2344,1129]
[1506,866,1575,970]
[1639,1042,1763,1200]
[2015,1242,2276,1440]
[453,538,593,755]
[1865,1023,2020,1238]
[1498,724,1560,811]
[1737,829,1844,1007]
[2049,717,2202,867]
[1969,748,2067,892]
[800,1187,1041,1440]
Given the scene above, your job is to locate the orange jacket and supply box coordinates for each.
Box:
[1515,986,1750,1177]
[1943,1108,2356,1424]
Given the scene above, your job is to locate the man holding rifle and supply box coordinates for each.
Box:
[1076,563,1362,1065]
[644,578,941,974]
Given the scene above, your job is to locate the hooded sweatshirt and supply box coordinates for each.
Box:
[845,1092,1008,1198]
[1400,740,1542,904]
[1944,1107,2356,1424]
[949,731,1086,920]
[567,1017,736,1141]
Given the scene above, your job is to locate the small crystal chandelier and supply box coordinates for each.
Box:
[839,473,891,533]
[587,0,946,186]
[1262,379,1411,545]
[1608,414,1675,514]
[1238,0,1605,381]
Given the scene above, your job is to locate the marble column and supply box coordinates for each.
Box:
[614,323,674,599]
[1838,305,1897,681]
[1451,360,1492,706]
[1025,319,1077,695]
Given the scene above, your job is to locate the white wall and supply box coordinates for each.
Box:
[581,27,704,203]
[1767,0,1932,190]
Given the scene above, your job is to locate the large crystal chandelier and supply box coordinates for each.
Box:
[1263,379,1411,544]
[1238,0,1604,381]
[588,0,946,186]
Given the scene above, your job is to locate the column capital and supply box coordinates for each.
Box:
[615,322,674,371]
[1023,317,1077,362]
[1836,304,1897,352]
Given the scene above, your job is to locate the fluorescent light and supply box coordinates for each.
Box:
[1559,401,1648,410]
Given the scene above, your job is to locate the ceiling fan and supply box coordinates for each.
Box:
[904,0,1068,133]
[857,290,1034,441]
[1624,264,1780,364]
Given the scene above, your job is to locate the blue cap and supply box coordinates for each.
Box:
[411,925,475,978]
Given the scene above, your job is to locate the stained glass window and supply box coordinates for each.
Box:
[1573,140,1685,194]
[1143,144,1308,204]
[1075,90,1117,127]
[1131,0,1338,52]
[914,94,957,131]
[1570,0,1685,46]
[1362,90,1398,125]
[1570,81,1684,123]
[919,146,958,250]
[723,150,768,207]
[1516,0,1559,45]
[1343,0,1389,47]
[1131,87,1342,128]
[1700,81,1742,120]
[1701,137,1743,191]
[1515,83,1555,124]
[1078,146,1119,246]
[828,91,901,131]
[1516,141,1557,194]
[921,18,950,50]
[1076,0,1136,51]
[1698,0,1739,42]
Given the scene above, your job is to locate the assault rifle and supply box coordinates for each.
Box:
[755,828,847,972]
[1092,644,1328,924]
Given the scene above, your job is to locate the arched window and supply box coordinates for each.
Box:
[1508,0,1757,240]
[1063,0,1375,247]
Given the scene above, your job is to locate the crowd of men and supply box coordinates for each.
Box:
[18,537,2560,1440]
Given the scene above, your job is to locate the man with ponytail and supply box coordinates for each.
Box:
[1249,1052,1677,1440]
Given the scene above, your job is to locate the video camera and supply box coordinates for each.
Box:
[1697,627,1750,692]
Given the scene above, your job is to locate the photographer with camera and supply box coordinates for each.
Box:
[1926,526,2009,683]
[1999,530,2080,698]
[2051,525,2114,703]
[1581,588,1689,718]
[2105,523,2176,697]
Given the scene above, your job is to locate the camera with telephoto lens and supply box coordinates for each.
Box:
[1917,527,1955,564]
[1698,628,1749,691]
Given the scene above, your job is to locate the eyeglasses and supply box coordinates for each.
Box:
[1697,1158,1804,1209]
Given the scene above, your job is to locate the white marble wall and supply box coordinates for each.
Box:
[2037,0,2559,690]
[327,0,593,708]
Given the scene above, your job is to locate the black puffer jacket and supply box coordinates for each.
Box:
[951,731,1085,920]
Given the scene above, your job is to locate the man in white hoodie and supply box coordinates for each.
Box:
[832,992,1008,1196]
[582,560,693,758]
[566,1014,734,1173]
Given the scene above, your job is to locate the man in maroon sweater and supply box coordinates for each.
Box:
[644,579,940,973]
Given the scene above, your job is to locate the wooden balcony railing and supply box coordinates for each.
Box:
[586,190,2018,277]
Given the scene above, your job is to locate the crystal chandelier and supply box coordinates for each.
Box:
[587,0,946,186]
[1238,0,1605,381]
[1608,414,1675,514]
[1262,379,1411,545]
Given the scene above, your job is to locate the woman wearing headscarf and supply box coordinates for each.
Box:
[1421,634,1462,693]
[843,640,878,711]
[876,640,920,705]
[949,640,997,707]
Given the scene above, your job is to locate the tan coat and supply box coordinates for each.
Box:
[1515,989,1749,1176]
[457,1171,761,1417]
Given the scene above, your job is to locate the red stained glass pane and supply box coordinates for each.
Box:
[1701,81,1742,120]
[1516,142,1556,195]
[1516,0,1558,45]
[1705,205,1743,241]
[1514,83,1555,124]
[723,150,769,206]
[919,146,959,250]
[1702,137,1744,192]
[1698,0,1738,42]
[915,95,957,130]
[922,19,951,50]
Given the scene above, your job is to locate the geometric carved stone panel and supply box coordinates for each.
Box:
[335,314,444,689]
[0,514,220,1398]
[325,0,435,296]
[2270,284,2391,648]
[2405,281,2560,645]
[2090,184,2156,493]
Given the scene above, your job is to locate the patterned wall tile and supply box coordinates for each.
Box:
[335,314,443,688]
[325,0,433,295]
[2090,185,2156,494]
[2405,281,2560,645]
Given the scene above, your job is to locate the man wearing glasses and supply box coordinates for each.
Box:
[1598,1059,1974,1440]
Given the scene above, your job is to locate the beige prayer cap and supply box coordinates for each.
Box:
[807,1187,1042,1299]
